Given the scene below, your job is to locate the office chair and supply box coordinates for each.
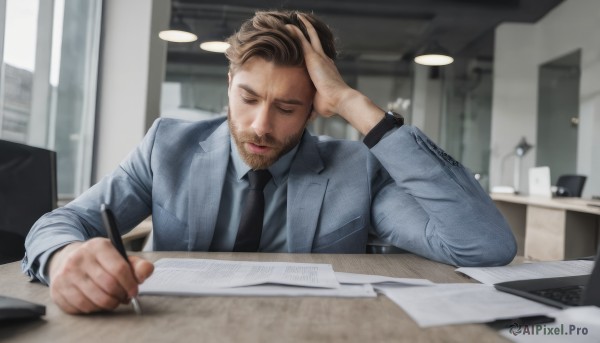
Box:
[555,174,587,197]
[0,140,57,264]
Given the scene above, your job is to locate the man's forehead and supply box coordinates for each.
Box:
[231,58,314,97]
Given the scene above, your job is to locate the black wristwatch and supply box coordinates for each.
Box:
[363,111,404,148]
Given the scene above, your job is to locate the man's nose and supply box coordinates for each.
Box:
[251,105,273,137]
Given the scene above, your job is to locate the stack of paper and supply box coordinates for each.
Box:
[334,272,433,287]
[139,258,566,329]
[378,283,558,327]
[139,259,432,298]
[377,260,595,328]
[456,260,594,285]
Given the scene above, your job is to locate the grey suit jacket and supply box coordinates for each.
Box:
[23,117,516,282]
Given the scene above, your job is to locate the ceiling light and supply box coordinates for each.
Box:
[200,41,231,53]
[199,22,231,53]
[159,15,197,43]
[414,41,454,66]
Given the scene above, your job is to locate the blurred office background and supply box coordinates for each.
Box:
[1,0,599,203]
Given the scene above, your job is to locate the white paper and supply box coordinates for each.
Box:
[456,260,594,285]
[379,283,558,327]
[139,258,340,296]
[141,283,376,298]
[500,306,600,343]
[334,272,434,286]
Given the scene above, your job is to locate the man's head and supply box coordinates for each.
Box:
[224,11,337,170]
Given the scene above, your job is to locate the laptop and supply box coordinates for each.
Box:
[528,166,552,197]
[495,250,600,309]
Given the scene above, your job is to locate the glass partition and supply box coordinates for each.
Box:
[536,50,581,184]
[0,0,102,200]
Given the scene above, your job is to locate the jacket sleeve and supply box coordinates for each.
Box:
[21,119,162,284]
[368,125,516,267]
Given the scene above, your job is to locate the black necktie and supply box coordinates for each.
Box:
[233,169,272,252]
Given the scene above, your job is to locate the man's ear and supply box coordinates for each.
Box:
[227,71,232,89]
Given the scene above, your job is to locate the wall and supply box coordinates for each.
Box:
[93,0,169,181]
[412,65,442,143]
[490,0,600,197]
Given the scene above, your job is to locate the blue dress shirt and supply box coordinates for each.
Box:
[209,136,299,252]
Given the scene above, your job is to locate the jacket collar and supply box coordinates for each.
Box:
[188,122,328,252]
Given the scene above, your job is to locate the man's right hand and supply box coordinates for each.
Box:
[48,238,154,314]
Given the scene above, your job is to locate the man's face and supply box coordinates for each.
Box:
[228,57,315,170]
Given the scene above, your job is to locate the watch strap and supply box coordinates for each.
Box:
[363,111,404,148]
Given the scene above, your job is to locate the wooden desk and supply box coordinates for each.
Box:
[492,193,600,261]
[0,252,509,343]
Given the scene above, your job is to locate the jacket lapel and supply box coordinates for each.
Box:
[287,132,328,252]
[188,121,230,250]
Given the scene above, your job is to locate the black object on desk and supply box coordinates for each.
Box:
[100,204,143,315]
[495,247,600,309]
[0,295,45,321]
[486,315,555,331]
[555,175,586,197]
[0,140,57,264]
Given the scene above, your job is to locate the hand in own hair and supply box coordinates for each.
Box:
[286,16,356,119]
[287,15,385,135]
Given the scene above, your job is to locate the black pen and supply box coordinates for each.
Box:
[100,203,143,315]
[487,315,555,330]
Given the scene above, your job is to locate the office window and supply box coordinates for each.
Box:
[0,0,38,143]
[0,0,102,200]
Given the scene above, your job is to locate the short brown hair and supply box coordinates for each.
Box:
[225,10,337,72]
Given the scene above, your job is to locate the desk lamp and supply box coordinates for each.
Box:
[513,137,533,194]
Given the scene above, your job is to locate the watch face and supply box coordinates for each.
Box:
[387,111,404,126]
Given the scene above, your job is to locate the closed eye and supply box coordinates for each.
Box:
[278,107,294,114]
[242,97,257,104]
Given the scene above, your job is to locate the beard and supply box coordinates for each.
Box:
[228,111,305,170]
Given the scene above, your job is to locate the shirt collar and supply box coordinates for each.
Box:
[230,134,300,187]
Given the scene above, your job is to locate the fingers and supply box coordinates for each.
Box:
[95,240,140,298]
[50,287,81,314]
[49,238,150,314]
[296,14,325,55]
[50,247,122,313]
[68,272,122,313]
[129,255,155,283]
[286,24,313,55]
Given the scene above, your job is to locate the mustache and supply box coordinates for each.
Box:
[238,131,279,147]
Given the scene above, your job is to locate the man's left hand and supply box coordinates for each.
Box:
[287,15,384,135]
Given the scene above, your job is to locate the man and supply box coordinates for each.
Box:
[23,11,516,314]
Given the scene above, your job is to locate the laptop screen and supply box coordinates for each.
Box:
[529,166,552,197]
[582,248,600,306]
